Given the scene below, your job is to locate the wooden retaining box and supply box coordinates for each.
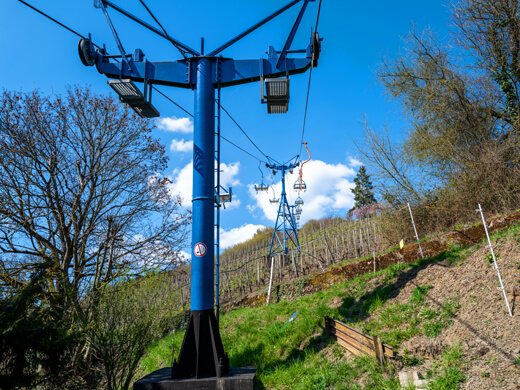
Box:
[325,317,394,365]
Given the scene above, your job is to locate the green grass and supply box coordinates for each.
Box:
[133,219,520,389]
[427,345,465,389]
[513,356,520,366]
[137,248,466,388]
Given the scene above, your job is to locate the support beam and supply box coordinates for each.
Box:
[173,58,228,379]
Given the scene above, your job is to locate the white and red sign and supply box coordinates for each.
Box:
[193,242,207,257]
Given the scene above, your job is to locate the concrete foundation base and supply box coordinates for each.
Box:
[133,367,256,390]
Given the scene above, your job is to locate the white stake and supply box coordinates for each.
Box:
[407,202,424,258]
[477,204,513,317]
[266,255,275,306]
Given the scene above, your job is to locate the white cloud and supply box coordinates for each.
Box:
[348,157,363,168]
[168,161,241,208]
[221,198,241,211]
[220,224,266,250]
[169,162,193,207]
[156,116,193,133]
[249,160,356,224]
[170,139,193,153]
[219,162,240,188]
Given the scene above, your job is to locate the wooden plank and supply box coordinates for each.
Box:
[326,317,395,360]
[331,320,374,346]
[336,337,367,357]
[330,319,371,340]
[329,326,376,354]
[383,344,394,358]
[329,328,377,357]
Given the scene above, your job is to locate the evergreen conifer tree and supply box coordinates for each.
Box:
[351,165,376,208]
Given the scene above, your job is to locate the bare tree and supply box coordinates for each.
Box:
[367,12,520,211]
[357,124,424,206]
[454,0,520,125]
[0,88,189,385]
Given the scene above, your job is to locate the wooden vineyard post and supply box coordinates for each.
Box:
[359,225,364,256]
[291,250,298,277]
[373,335,386,367]
[257,258,260,286]
[352,227,357,257]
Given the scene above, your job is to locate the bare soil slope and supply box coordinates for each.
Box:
[397,237,520,389]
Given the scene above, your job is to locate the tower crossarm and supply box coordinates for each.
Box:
[93,54,315,89]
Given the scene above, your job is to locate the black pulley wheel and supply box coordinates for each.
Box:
[78,38,96,66]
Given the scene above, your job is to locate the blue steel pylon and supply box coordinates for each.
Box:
[79,0,321,381]
[267,162,301,257]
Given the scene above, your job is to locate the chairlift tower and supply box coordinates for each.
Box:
[267,161,301,258]
[78,0,321,384]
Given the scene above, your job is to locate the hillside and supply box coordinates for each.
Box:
[138,214,520,389]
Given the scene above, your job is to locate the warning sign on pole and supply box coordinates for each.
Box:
[194,242,207,257]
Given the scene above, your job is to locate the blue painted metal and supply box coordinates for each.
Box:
[94,57,313,89]
[97,0,127,60]
[276,0,312,69]
[267,161,301,257]
[191,58,215,311]
[215,86,222,322]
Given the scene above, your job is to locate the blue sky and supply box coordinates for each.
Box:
[1,1,452,250]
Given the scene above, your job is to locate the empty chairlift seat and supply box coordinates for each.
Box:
[269,196,280,204]
[255,183,270,192]
[108,79,159,118]
[293,178,306,192]
[264,77,289,114]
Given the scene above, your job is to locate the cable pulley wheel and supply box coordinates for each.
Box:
[78,38,96,66]
[311,32,321,67]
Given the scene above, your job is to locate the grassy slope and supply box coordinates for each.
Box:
[138,241,479,389]
[137,217,520,389]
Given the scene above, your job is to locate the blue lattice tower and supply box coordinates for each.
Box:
[267,162,301,258]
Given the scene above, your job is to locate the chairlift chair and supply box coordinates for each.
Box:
[255,183,269,192]
[294,141,311,193]
[269,186,279,204]
[255,163,270,192]
[293,178,307,192]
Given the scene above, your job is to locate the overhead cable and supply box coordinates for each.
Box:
[152,87,194,118]
[221,135,266,164]
[17,0,102,49]
[298,0,323,158]
[138,0,188,59]
[217,101,272,163]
